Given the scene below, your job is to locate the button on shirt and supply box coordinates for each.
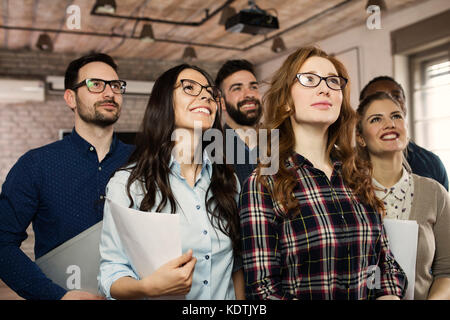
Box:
[99,151,239,300]
[0,129,133,300]
[239,152,407,300]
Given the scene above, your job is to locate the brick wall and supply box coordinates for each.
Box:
[0,94,149,187]
[0,49,222,81]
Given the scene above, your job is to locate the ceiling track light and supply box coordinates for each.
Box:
[140,24,155,43]
[182,46,197,61]
[36,33,53,52]
[271,36,286,53]
[93,0,117,14]
[366,0,387,11]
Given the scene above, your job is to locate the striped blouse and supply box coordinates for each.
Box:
[239,152,407,300]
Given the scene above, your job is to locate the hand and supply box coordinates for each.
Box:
[61,290,106,300]
[139,249,197,297]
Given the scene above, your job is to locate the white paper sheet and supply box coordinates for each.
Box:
[383,219,419,300]
[107,198,183,299]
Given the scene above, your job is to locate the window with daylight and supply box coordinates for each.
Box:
[410,43,450,178]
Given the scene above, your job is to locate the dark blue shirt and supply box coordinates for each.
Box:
[224,124,258,188]
[0,129,133,300]
[407,141,448,191]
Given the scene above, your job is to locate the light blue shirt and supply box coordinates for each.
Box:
[98,152,240,299]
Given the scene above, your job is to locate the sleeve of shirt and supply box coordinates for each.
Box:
[239,174,297,300]
[431,182,450,279]
[0,153,67,300]
[98,171,139,300]
[375,223,408,299]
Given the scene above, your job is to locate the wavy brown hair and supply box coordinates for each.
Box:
[117,64,240,253]
[356,92,410,205]
[257,46,384,216]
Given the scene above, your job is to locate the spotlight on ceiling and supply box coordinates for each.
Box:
[182,46,197,61]
[271,36,286,53]
[36,33,53,52]
[140,24,155,43]
[366,0,387,11]
[218,6,237,25]
[93,0,117,14]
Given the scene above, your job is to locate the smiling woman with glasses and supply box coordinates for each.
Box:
[238,46,407,300]
[98,64,244,300]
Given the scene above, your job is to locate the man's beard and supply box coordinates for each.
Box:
[76,96,120,128]
[225,97,262,127]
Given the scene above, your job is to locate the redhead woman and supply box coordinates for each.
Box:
[238,47,407,300]
[98,64,244,300]
[356,92,450,300]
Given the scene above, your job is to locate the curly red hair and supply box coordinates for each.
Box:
[257,46,384,216]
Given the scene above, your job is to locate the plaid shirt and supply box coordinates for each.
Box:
[239,153,407,300]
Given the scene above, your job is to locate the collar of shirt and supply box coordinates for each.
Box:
[373,167,411,201]
[373,167,414,220]
[168,148,213,180]
[285,151,343,172]
[69,127,118,157]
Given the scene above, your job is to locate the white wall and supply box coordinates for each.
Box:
[255,0,450,108]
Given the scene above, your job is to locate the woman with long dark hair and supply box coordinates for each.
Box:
[98,64,243,299]
[239,46,407,299]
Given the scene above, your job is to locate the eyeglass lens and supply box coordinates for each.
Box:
[86,79,125,94]
[181,79,219,100]
[297,73,346,90]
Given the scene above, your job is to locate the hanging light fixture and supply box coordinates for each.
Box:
[182,46,197,61]
[140,24,155,43]
[271,36,286,53]
[218,6,237,25]
[93,0,117,14]
[366,0,387,11]
[36,33,53,52]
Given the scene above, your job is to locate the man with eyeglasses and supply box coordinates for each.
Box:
[0,53,133,300]
[215,60,263,187]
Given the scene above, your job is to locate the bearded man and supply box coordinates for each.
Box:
[215,60,263,186]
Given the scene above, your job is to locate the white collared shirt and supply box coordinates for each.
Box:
[373,167,414,220]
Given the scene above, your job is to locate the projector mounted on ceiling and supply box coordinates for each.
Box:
[225,1,279,35]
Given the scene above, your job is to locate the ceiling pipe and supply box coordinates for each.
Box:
[0,0,355,53]
[90,0,236,27]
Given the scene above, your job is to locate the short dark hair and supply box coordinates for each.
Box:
[64,53,118,90]
[359,75,405,102]
[215,59,256,89]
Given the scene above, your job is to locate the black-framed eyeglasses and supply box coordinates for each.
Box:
[295,73,348,91]
[72,78,127,94]
[178,79,221,102]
